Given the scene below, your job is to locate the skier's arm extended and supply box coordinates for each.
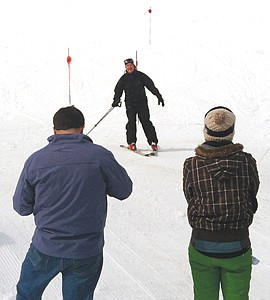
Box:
[142,73,164,106]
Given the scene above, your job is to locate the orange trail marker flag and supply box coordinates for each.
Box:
[67,48,72,105]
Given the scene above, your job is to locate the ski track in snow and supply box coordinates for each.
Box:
[1,0,270,299]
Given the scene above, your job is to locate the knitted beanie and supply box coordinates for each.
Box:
[204,106,235,142]
[124,58,134,65]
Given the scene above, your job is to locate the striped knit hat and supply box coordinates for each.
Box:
[204,106,235,142]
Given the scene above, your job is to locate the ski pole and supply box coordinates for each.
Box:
[86,106,114,135]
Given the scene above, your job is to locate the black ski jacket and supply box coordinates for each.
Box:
[113,70,162,106]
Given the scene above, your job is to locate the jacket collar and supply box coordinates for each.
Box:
[125,69,137,75]
[195,142,243,159]
[47,134,93,143]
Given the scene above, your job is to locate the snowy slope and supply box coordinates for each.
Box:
[1,0,270,299]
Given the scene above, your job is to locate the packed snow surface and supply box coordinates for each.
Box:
[1,0,270,299]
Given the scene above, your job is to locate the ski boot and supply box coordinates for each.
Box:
[128,143,137,151]
[151,142,158,151]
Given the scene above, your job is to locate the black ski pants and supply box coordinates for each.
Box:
[125,104,158,145]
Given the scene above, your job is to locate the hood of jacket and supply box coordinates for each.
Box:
[195,142,244,159]
[195,143,244,181]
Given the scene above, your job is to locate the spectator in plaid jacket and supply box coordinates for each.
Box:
[183,106,260,300]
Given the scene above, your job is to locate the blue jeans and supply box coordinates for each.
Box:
[16,244,103,300]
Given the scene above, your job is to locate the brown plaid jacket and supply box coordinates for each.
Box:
[183,143,260,231]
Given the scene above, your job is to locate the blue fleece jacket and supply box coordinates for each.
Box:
[13,134,132,259]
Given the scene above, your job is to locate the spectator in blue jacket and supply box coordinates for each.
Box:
[13,106,133,300]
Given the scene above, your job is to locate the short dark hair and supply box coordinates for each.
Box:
[53,106,85,130]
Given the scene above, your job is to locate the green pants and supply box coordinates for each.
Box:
[188,245,252,300]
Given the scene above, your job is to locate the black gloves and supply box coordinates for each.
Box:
[158,97,165,107]
[112,99,121,107]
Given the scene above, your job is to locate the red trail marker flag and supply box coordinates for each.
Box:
[145,7,152,45]
[67,48,72,105]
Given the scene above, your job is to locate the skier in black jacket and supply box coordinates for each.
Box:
[112,58,165,151]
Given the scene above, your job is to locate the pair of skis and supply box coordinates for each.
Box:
[120,145,157,157]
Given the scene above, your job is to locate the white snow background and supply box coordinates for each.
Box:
[1,0,270,299]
